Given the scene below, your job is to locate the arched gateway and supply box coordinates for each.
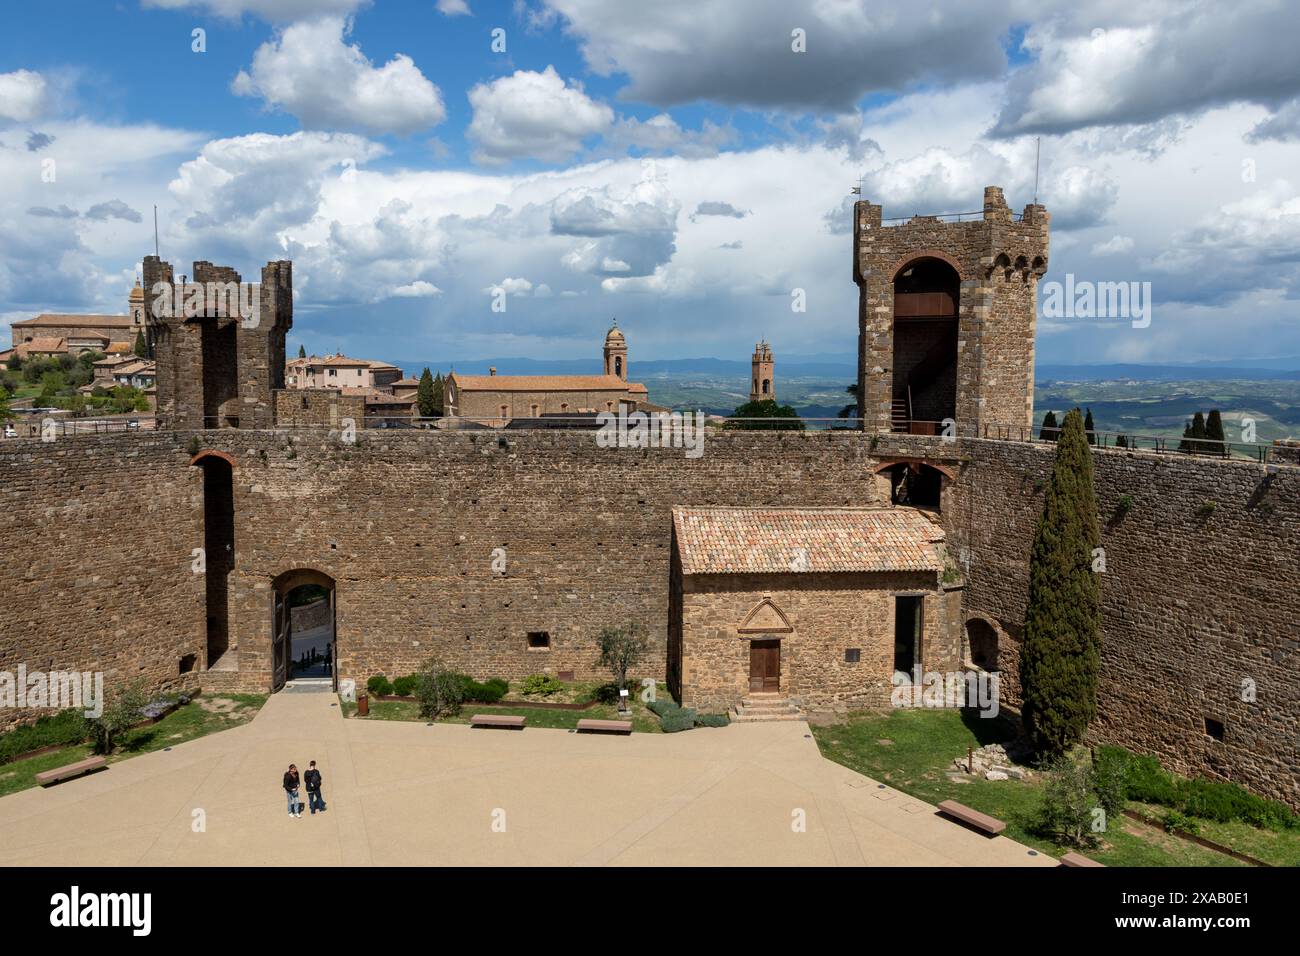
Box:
[271,568,337,692]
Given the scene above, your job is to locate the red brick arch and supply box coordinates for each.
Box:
[889,248,965,281]
[189,449,236,469]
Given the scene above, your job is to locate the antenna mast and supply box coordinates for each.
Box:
[153,204,159,257]
[1033,137,1041,204]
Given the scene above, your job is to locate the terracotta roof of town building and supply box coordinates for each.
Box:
[13,314,135,328]
[22,336,67,353]
[671,506,944,575]
[452,373,639,392]
[113,360,156,376]
[391,376,421,386]
[298,353,374,368]
[105,342,133,354]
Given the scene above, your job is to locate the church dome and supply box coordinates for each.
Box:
[604,321,625,346]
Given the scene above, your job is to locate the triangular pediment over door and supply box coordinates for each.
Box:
[737,595,794,634]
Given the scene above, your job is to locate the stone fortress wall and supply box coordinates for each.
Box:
[1,428,1297,806]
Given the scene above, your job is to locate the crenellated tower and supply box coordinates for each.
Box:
[142,256,292,430]
[852,185,1049,434]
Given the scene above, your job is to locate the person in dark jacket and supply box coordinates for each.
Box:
[283,764,301,819]
[304,760,326,814]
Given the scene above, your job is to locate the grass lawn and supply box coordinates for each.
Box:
[341,680,672,734]
[0,694,266,798]
[1130,802,1300,867]
[812,709,1247,867]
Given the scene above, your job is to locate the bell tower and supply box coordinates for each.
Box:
[750,339,774,402]
[604,320,627,380]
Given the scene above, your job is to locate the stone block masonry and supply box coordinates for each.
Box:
[1,428,1297,809]
[0,434,205,731]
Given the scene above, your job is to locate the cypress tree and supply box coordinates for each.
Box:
[1205,409,1226,457]
[298,344,307,359]
[1039,410,1058,441]
[431,372,445,416]
[1178,418,1194,453]
[133,330,149,359]
[1020,408,1102,761]
[1115,433,1128,449]
[1083,407,1095,446]
[1190,411,1207,454]
[417,367,436,418]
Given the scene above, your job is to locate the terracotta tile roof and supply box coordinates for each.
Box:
[672,506,944,575]
[113,360,155,376]
[391,377,421,386]
[23,336,67,353]
[13,314,135,328]
[451,373,642,392]
[105,342,132,354]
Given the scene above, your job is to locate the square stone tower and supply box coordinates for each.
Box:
[142,256,292,430]
[852,186,1049,435]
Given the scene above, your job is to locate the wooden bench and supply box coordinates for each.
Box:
[937,799,1006,835]
[35,756,107,787]
[576,718,633,735]
[470,714,526,730]
[1059,851,1104,867]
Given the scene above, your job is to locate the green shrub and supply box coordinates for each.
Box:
[1162,809,1200,836]
[660,710,697,733]
[520,673,564,696]
[1124,752,1179,804]
[1091,746,1131,819]
[0,708,90,764]
[1178,777,1298,830]
[87,682,149,755]
[391,675,418,697]
[1034,756,1101,848]
[693,713,731,728]
[461,676,508,703]
[589,682,622,705]
[646,698,678,718]
[414,661,464,720]
[366,675,394,697]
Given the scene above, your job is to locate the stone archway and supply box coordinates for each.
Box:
[964,616,1001,671]
[271,568,336,691]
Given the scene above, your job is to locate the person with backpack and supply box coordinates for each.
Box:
[304,760,326,815]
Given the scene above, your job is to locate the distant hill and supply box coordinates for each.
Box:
[1036,363,1300,382]
[395,355,858,379]
[395,355,1300,382]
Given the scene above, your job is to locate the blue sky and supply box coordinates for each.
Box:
[3,0,1300,372]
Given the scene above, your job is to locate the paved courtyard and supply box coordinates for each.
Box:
[0,692,1056,867]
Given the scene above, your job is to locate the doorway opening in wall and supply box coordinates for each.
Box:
[749,639,780,692]
[893,596,923,681]
[272,569,336,693]
[892,257,959,433]
[965,618,1000,671]
[194,452,234,672]
[880,462,943,510]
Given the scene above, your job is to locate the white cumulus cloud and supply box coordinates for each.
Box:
[232,17,445,135]
[467,66,613,165]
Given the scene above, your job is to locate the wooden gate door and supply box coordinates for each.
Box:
[749,639,780,692]
[272,590,289,691]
